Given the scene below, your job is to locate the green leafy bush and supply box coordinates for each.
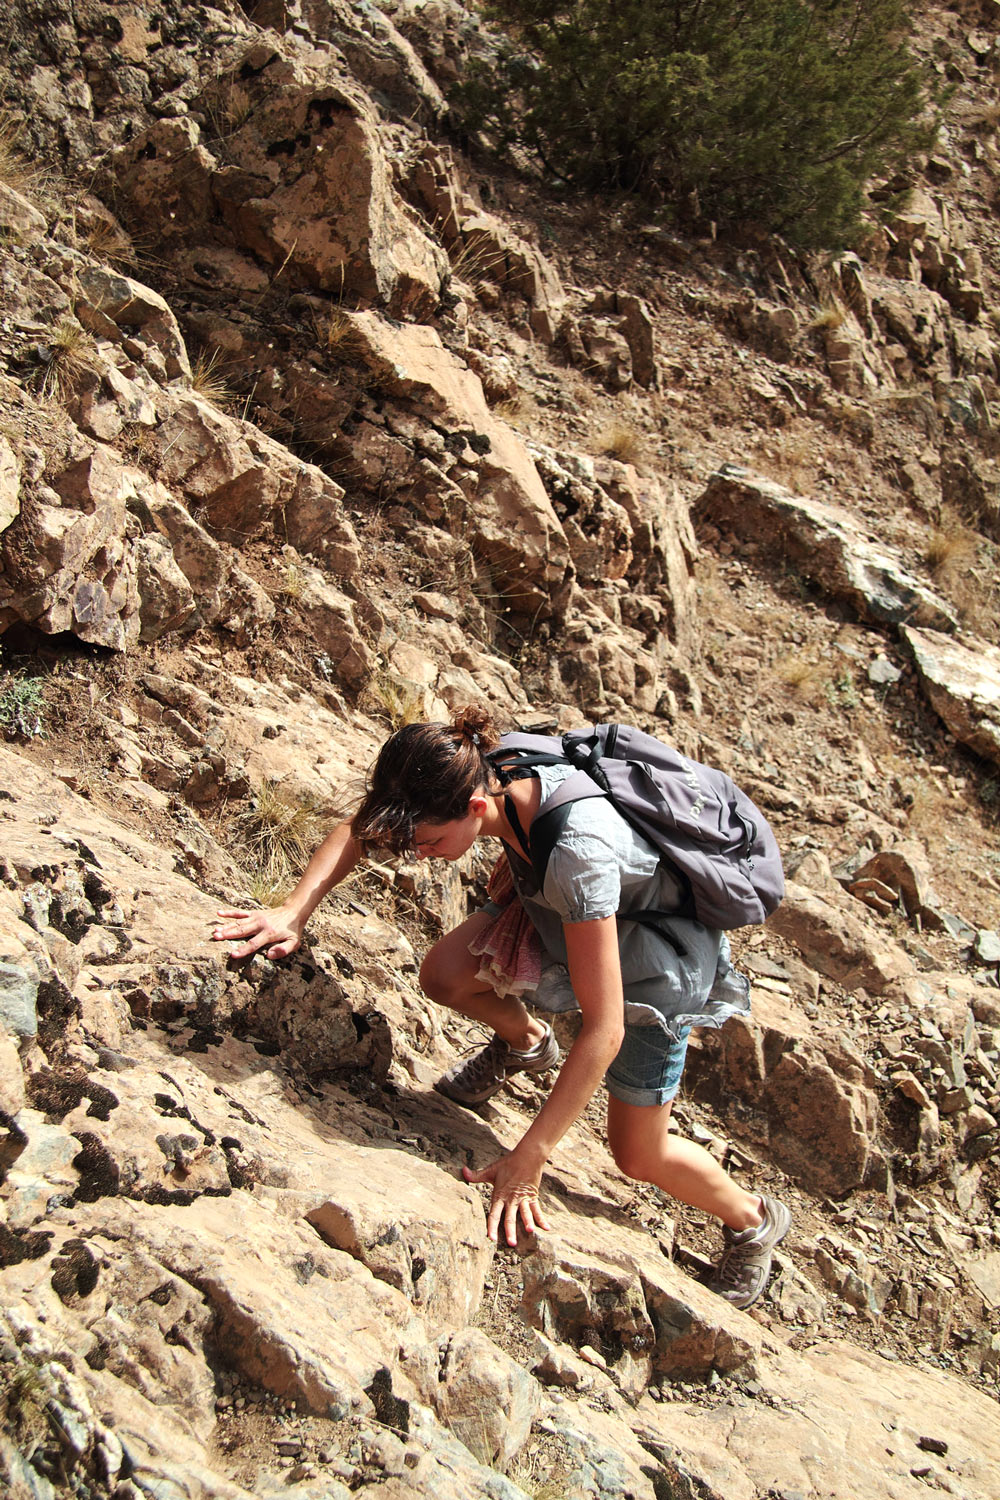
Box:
[457,0,937,246]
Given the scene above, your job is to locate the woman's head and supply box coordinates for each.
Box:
[352,706,502,856]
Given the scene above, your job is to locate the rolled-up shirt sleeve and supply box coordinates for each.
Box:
[543,830,622,922]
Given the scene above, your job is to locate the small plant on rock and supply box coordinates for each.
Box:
[809,300,846,331]
[446,234,508,287]
[924,519,977,578]
[776,652,831,702]
[37,316,98,399]
[230,779,325,904]
[362,670,426,731]
[0,653,46,740]
[593,421,643,464]
[77,210,137,268]
[322,309,366,360]
[189,349,235,410]
[277,562,306,601]
[0,107,42,199]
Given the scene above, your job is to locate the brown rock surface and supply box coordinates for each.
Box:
[687,988,884,1195]
[902,624,1000,766]
[696,467,957,632]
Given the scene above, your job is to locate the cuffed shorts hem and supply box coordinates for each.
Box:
[603,1022,691,1108]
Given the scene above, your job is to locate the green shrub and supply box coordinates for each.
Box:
[457,0,937,246]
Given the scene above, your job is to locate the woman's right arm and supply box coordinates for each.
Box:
[212,818,361,960]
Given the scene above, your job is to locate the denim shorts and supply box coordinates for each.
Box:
[604,1021,692,1108]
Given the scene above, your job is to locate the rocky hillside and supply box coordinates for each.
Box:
[1,2,1000,1496]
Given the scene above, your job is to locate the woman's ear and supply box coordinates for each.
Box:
[468,793,490,818]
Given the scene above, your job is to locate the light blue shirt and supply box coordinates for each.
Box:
[503,763,750,1039]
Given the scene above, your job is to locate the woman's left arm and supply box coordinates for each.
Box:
[464,914,626,1246]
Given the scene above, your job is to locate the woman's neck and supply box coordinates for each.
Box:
[483,777,540,848]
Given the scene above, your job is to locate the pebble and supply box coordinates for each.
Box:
[974,930,1000,964]
[917,1436,948,1456]
[579,1344,609,1370]
[868,655,901,685]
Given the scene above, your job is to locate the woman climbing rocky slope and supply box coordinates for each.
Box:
[0,2,999,1496]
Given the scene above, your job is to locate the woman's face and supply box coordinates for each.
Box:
[412,800,485,861]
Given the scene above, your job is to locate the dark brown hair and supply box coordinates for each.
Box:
[352,707,503,855]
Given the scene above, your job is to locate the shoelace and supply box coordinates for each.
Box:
[712,1246,756,1290]
[451,1032,509,1088]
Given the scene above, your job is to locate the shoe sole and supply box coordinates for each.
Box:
[432,1076,506,1108]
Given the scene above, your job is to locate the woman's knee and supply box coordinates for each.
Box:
[419,914,491,1004]
[607,1100,672,1182]
[610,1137,659,1183]
[419,943,453,1003]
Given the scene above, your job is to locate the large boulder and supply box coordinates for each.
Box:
[767,880,915,996]
[304,1144,491,1334]
[73,264,191,381]
[337,311,571,619]
[902,625,1000,766]
[0,436,21,535]
[111,48,446,317]
[0,441,140,650]
[696,467,957,633]
[686,988,885,1196]
[251,0,446,121]
[520,1210,761,1395]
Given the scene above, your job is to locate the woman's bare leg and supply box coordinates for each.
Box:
[419,913,546,1050]
[606,1094,763,1232]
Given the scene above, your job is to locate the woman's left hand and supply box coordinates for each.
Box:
[463,1149,552,1247]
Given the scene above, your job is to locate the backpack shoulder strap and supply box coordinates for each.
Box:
[489,728,617,888]
[526,770,608,888]
[487,731,566,786]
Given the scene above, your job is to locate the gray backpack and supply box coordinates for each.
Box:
[489,724,784,930]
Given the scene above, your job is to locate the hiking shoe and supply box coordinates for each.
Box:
[435,1023,559,1106]
[706,1195,792,1310]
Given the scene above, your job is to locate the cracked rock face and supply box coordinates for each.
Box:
[902,625,1000,766]
[696,467,958,633]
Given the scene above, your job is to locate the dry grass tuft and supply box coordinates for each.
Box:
[189,349,235,409]
[925,522,977,577]
[593,421,643,464]
[362,671,426,731]
[202,79,254,144]
[79,211,137,267]
[0,108,42,199]
[322,310,366,359]
[776,652,832,701]
[38,316,98,398]
[230,779,325,904]
[809,300,846,332]
[447,234,507,287]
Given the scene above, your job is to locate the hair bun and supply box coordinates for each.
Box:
[451,705,500,754]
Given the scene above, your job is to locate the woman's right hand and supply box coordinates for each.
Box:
[211,906,305,961]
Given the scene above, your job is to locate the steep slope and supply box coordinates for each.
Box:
[0,2,999,1496]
